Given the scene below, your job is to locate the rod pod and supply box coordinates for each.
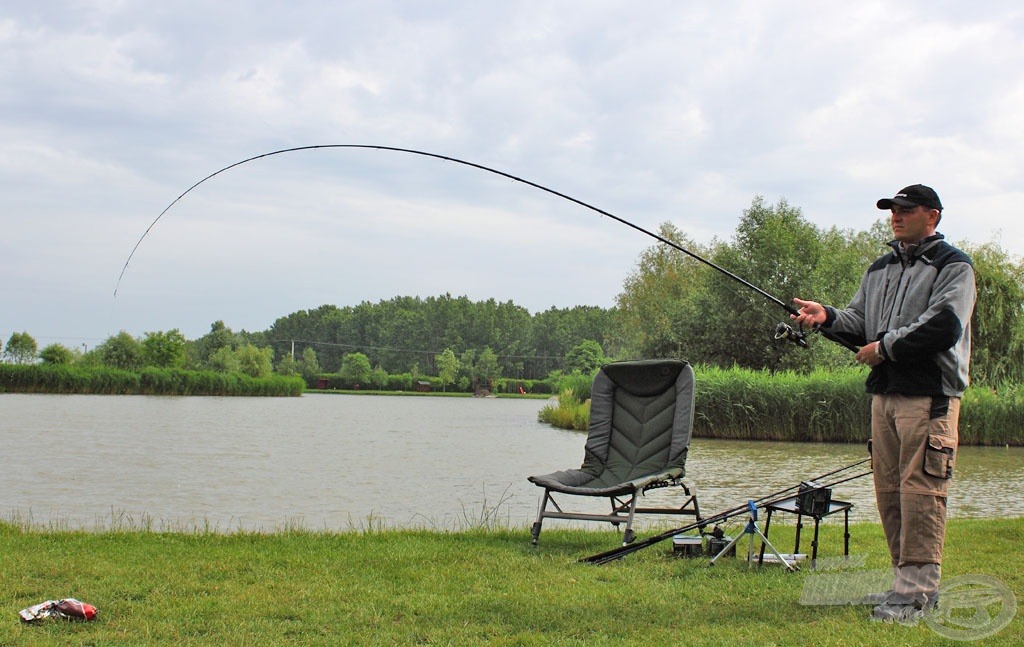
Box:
[580,458,872,565]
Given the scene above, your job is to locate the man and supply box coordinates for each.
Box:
[791,184,976,623]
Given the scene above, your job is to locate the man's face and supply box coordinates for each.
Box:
[890,205,939,243]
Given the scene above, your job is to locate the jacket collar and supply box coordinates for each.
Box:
[888,233,944,264]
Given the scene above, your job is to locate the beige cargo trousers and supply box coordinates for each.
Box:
[871,393,959,602]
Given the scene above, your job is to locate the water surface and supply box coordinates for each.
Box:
[2,393,1021,532]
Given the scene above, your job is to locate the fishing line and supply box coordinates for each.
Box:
[114,144,856,352]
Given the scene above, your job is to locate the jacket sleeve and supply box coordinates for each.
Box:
[822,272,869,346]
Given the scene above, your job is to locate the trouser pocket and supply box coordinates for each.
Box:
[923,396,955,479]
[923,436,955,479]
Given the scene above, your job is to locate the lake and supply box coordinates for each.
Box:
[2,393,1022,533]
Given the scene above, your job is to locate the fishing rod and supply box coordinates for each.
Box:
[114,144,857,353]
[581,457,872,565]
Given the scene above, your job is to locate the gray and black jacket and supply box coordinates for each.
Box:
[823,233,976,397]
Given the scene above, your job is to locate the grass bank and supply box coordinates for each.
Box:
[539,366,1024,446]
[2,518,1021,645]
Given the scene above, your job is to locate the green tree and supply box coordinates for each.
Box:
[369,364,389,390]
[340,352,372,387]
[435,348,459,392]
[614,198,882,372]
[459,349,477,389]
[261,293,618,380]
[4,332,38,364]
[564,340,607,375]
[803,221,891,370]
[475,347,500,392]
[207,346,241,373]
[76,347,104,368]
[614,222,710,359]
[98,331,144,370]
[276,353,299,376]
[190,321,237,369]
[142,329,187,368]
[690,197,833,371]
[298,347,321,383]
[39,343,75,365]
[963,241,1024,384]
[531,305,615,376]
[233,344,273,378]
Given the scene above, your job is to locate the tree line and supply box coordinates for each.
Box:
[257,295,614,380]
[1,303,614,390]
[5,196,1022,388]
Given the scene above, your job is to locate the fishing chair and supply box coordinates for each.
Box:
[528,358,702,546]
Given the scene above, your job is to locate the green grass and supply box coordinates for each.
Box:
[2,518,1021,645]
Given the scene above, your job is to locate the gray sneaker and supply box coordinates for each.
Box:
[870,602,925,625]
[869,595,939,625]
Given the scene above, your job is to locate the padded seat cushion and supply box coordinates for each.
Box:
[529,359,694,496]
[528,466,683,496]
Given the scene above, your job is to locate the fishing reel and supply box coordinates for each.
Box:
[774,322,810,348]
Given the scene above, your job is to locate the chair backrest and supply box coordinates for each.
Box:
[580,359,695,486]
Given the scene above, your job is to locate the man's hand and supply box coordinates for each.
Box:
[791,298,827,327]
[856,341,886,367]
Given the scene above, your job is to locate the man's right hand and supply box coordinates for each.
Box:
[791,298,827,327]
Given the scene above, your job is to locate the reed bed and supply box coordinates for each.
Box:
[693,366,871,442]
[0,364,304,397]
[537,388,591,431]
[540,366,1023,446]
[961,382,1024,445]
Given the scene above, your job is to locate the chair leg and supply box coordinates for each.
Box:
[531,481,699,547]
[621,493,641,545]
[686,484,704,529]
[531,490,552,546]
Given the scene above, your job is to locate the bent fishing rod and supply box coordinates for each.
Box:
[581,457,872,565]
[115,144,856,353]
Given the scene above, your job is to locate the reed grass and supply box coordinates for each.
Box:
[961,382,1024,445]
[537,388,591,431]
[539,365,1023,446]
[693,366,872,443]
[0,364,304,396]
[2,517,1021,645]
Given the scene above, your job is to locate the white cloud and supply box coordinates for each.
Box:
[2,0,1023,347]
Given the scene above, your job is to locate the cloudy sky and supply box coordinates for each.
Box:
[3,1,1022,351]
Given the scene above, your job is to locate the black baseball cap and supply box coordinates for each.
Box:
[876,184,943,211]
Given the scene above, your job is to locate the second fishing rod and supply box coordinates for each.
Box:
[581,457,872,566]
